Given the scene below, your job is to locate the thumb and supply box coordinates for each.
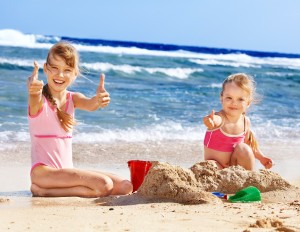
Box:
[209,109,215,119]
[97,73,106,93]
[32,61,39,80]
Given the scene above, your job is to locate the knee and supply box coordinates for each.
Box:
[119,180,133,195]
[30,183,44,197]
[235,143,254,159]
[233,143,255,170]
[94,177,114,197]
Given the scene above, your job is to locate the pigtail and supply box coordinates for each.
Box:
[42,84,76,132]
[248,130,259,153]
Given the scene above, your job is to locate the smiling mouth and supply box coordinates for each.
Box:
[53,79,65,84]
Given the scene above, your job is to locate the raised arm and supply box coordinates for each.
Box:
[27,61,44,116]
[203,110,222,130]
[73,73,110,111]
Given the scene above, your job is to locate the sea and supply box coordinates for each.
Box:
[0,29,300,184]
[1,28,299,145]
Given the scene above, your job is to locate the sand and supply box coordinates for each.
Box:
[138,161,293,204]
[1,140,300,231]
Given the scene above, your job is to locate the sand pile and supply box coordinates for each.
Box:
[138,162,221,204]
[138,161,292,204]
[191,161,291,193]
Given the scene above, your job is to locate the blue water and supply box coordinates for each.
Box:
[0,29,300,144]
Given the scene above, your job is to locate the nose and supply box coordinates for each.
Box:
[232,99,238,106]
[58,71,65,77]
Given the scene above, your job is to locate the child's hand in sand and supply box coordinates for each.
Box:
[96,74,110,108]
[259,156,274,169]
[27,61,43,95]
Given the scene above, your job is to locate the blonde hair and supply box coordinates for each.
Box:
[43,41,79,132]
[221,73,258,103]
[248,130,259,152]
[221,73,260,152]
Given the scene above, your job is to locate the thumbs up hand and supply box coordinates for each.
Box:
[96,74,110,108]
[203,110,216,130]
[27,61,44,96]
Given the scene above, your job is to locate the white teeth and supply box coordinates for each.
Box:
[54,80,64,84]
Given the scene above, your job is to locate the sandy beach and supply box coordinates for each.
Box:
[1,140,300,232]
[1,22,300,232]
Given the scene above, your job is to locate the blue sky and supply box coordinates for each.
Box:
[1,0,300,54]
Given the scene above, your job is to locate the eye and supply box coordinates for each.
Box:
[239,98,245,102]
[64,68,72,73]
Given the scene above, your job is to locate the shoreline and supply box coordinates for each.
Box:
[1,139,300,193]
[1,139,300,178]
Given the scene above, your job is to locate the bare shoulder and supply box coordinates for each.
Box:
[245,115,251,126]
[72,92,88,108]
[244,115,252,134]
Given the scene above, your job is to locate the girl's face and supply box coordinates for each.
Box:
[44,54,77,93]
[220,82,251,117]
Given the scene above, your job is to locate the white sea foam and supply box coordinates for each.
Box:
[2,54,299,81]
[0,57,45,67]
[73,121,202,143]
[82,62,203,79]
[1,29,300,71]
[0,56,202,79]
[0,119,298,144]
[189,58,260,68]
[265,72,299,77]
[0,121,203,143]
[0,29,53,49]
[189,55,300,70]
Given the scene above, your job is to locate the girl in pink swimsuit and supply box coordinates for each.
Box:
[203,73,273,170]
[27,41,133,197]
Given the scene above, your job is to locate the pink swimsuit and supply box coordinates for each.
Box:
[28,92,75,171]
[204,117,246,152]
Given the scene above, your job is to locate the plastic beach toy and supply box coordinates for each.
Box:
[212,192,228,199]
[228,186,261,203]
[127,160,152,192]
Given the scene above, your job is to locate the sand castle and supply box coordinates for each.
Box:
[138,161,292,204]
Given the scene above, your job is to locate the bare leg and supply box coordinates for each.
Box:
[230,143,255,170]
[95,171,133,195]
[31,165,132,198]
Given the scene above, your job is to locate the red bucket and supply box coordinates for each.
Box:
[128,160,152,192]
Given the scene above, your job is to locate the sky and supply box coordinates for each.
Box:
[0,0,300,54]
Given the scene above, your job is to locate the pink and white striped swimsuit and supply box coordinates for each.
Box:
[28,92,75,171]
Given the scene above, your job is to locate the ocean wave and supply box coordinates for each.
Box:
[0,57,202,79]
[2,53,300,81]
[265,72,300,77]
[189,58,260,68]
[0,121,202,144]
[189,54,300,70]
[0,118,299,144]
[82,62,203,79]
[2,29,300,71]
[74,125,201,143]
[0,57,45,68]
[0,29,55,49]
